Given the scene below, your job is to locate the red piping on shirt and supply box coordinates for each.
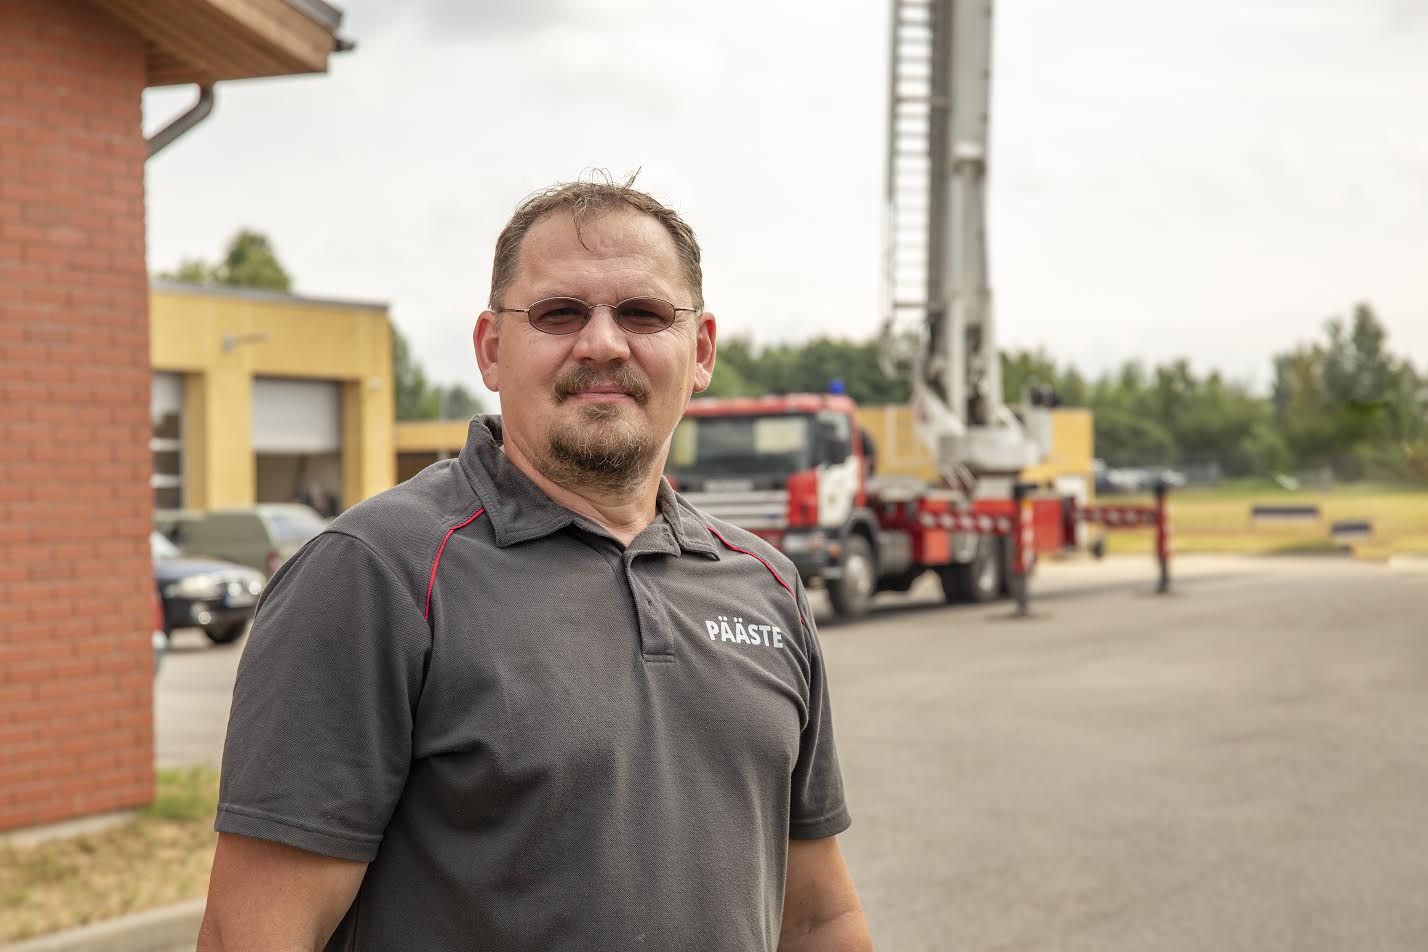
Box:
[425,507,486,622]
[705,524,806,627]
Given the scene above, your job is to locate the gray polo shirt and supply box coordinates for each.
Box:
[216,415,850,951]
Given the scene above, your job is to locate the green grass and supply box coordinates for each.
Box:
[143,766,219,822]
[1100,483,1428,558]
[0,767,220,942]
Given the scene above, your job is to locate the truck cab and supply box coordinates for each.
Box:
[668,395,882,615]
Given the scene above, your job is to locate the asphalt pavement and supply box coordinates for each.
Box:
[154,554,1428,951]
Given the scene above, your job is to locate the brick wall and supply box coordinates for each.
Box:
[0,0,155,831]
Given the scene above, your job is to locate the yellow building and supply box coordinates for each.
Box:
[149,281,395,513]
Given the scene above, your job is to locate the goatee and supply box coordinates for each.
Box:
[544,365,656,494]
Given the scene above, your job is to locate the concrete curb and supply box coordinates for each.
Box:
[1388,554,1428,573]
[0,899,205,952]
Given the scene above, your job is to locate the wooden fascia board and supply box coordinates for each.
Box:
[93,0,336,87]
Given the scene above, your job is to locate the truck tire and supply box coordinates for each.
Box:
[828,534,876,620]
[938,535,1001,604]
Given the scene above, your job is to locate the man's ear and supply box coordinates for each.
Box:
[474,310,501,392]
[691,311,717,393]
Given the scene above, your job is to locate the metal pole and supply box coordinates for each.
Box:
[1155,480,1171,594]
[1012,481,1029,615]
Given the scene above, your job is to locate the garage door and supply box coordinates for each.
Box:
[251,378,341,453]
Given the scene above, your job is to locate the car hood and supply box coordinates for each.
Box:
[153,557,258,582]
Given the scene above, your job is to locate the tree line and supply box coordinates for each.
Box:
[164,232,1424,480]
[707,303,1427,482]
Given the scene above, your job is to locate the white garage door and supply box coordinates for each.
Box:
[251,378,342,453]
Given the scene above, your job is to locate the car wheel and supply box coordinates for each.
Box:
[204,621,247,646]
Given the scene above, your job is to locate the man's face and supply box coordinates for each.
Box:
[474,209,716,491]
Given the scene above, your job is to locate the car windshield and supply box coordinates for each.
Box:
[667,414,813,480]
[150,531,181,560]
[266,508,326,545]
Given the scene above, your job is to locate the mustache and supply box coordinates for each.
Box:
[552,365,651,404]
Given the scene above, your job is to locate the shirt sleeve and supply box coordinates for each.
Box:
[214,531,431,862]
[788,576,852,840]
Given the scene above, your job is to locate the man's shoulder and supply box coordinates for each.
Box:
[320,460,487,586]
[696,510,802,593]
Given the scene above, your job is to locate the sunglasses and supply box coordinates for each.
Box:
[498,296,698,336]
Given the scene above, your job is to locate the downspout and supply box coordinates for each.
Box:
[146,85,216,159]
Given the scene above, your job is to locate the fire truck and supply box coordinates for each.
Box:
[667,0,1169,619]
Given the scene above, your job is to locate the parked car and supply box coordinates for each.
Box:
[151,531,265,645]
[162,503,327,578]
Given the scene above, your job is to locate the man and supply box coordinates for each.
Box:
[199,179,872,952]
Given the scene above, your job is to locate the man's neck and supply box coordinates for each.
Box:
[501,437,662,547]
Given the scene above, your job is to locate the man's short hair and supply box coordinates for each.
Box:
[489,172,704,314]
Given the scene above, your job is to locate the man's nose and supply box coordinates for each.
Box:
[571,304,631,363]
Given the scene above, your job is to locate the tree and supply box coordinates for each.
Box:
[159,228,292,292]
[700,334,909,404]
[393,324,484,421]
[214,229,292,291]
[1269,303,1417,478]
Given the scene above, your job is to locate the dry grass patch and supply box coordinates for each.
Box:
[1101,485,1428,557]
[0,766,218,942]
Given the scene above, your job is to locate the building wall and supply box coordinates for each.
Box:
[149,285,396,510]
[0,0,155,832]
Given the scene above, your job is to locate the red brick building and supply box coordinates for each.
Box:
[0,0,344,833]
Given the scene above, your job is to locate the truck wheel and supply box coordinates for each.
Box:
[939,535,1001,604]
[828,535,876,620]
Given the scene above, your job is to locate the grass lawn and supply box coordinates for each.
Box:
[0,767,218,942]
[1099,481,1428,558]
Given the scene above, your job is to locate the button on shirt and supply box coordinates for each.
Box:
[215,415,851,952]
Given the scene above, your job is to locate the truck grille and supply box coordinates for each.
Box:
[681,491,789,531]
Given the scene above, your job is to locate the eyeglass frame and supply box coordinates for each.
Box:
[496,295,700,336]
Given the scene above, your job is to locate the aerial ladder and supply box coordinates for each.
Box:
[883,0,1043,492]
[881,0,1171,601]
[670,0,1173,617]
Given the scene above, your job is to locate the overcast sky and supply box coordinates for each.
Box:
[142,0,1428,398]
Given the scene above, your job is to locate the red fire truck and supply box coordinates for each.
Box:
[666,0,1170,619]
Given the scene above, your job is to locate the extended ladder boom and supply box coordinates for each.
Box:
[885,0,1036,482]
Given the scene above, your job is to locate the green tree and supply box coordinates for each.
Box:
[392,325,484,421]
[699,334,909,403]
[394,325,437,420]
[160,229,292,292]
[1269,303,1416,478]
[214,229,292,292]
[165,257,216,285]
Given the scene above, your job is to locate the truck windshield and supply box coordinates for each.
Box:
[668,414,813,479]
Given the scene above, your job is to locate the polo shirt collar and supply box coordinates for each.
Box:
[458,415,720,558]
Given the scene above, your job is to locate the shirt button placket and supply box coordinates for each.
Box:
[626,555,674,660]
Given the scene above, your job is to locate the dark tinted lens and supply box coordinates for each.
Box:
[527,298,589,334]
[614,298,676,334]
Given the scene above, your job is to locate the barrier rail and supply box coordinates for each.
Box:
[1008,482,1173,616]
